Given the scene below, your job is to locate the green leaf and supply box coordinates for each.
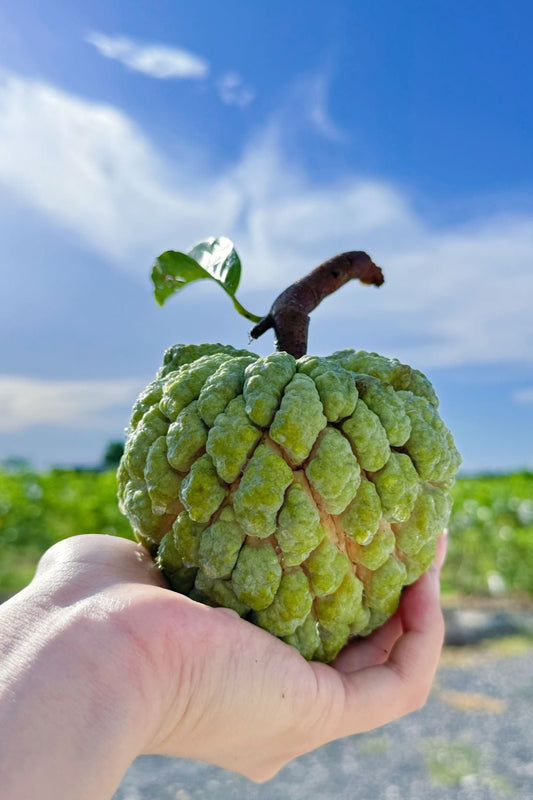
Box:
[151,251,208,306]
[188,236,241,295]
[151,236,262,323]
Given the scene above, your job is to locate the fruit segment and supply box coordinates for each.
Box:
[170,511,206,568]
[352,521,396,571]
[270,373,327,464]
[341,400,390,472]
[297,357,358,421]
[315,571,364,630]
[123,406,169,479]
[232,542,282,610]
[399,390,462,486]
[179,453,227,523]
[356,378,411,447]
[198,507,246,579]
[206,396,262,484]
[160,353,231,420]
[305,537,351,597]
[283,614,321,660]
[197,355,256,426]
[254,569,313,637]
[339,477,381,544]
[276,480,326,567]
[166,401,208,472]
[194,571,250,615]
[305,428,361,515]
[369,452,420,522]
[232,443,293,537]
[145,435,183,516]
[243,352,296,427]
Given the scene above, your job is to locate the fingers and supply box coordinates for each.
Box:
[324,533,447,739]
[332,612,403,673]
[34,534,167,591]
[433,528,448,572]
[385,562,445,704]
[334,530,448,674]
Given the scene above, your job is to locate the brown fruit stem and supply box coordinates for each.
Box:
[249,251,384,358]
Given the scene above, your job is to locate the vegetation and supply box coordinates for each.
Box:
[101,440,125,470]
[0,466,132,598]
[0,467,532,602]
[443,471,533,599]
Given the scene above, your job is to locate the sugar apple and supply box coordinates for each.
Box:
[117,239,461,663]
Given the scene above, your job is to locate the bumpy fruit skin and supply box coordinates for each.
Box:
[118,343,461,662]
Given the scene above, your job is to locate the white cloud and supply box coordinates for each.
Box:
[0,376,142,432]
[0,73,237,263]
[306,73,346,142]
[268,72,346,142]
[86,32,209,79]
[0,71,532,372]
[217,72,255,107]
[515,388,533,404]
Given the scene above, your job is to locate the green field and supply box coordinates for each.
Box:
[1,467,532,602]
[444,471,533,599]
[0,468,133,599]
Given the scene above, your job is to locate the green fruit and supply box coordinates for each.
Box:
[118,342,460,662]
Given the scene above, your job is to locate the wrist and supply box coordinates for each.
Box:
[0,578,152,799]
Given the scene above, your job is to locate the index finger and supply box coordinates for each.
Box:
[324,537,446,739]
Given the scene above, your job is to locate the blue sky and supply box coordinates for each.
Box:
[0,0,532,473]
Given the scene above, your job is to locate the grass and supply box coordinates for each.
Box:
[0,467,532,601]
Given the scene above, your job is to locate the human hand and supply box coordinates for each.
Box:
[0,532,446,797]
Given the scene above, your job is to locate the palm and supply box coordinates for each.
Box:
[37,532,445,781]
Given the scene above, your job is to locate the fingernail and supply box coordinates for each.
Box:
[216,607,241,620]
[428,563,441,597]
[433,530,448,573]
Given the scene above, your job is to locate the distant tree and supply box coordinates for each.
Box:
[102,440,125,470]
[1,456,32,474]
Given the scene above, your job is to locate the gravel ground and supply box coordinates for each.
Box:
[113,632,533,800]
